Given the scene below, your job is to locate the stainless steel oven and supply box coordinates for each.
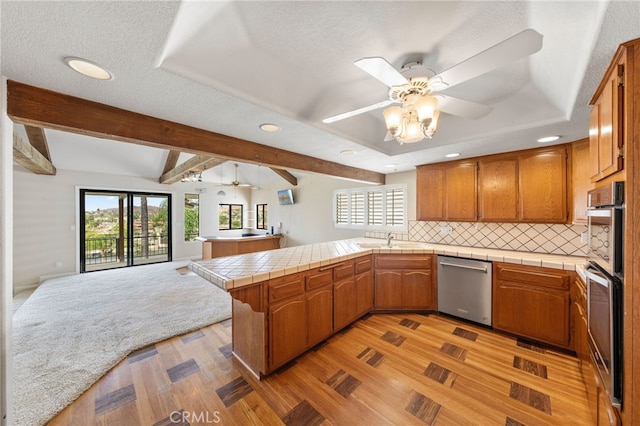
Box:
[587,182,624,277]
[586,263,623,408]
[586,181,624,408]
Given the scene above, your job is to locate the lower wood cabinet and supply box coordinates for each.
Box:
[493,262,571,349]
[373,254,435,310]
[334,256,373,330]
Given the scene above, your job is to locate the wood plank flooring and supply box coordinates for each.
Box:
[49,313,593,425]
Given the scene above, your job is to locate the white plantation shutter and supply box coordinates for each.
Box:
[333,185,406,230]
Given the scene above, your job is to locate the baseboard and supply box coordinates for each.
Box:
[38,272,76,284]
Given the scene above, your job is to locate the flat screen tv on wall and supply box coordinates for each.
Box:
[278,189,294,205]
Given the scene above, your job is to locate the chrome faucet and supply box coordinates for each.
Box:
[386,232,394,247]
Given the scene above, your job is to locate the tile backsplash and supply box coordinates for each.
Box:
[366,221,588,257]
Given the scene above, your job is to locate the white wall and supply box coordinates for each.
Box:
[12,167,386,292]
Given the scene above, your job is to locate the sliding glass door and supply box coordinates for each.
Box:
[80,190,172,272]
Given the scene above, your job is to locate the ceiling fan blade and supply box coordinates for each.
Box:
[434,29,543,89]
[437,96,492,120]
[322,99,394,123]
[355,57,408,88]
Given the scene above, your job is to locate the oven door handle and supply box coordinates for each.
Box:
[586,268,610,287]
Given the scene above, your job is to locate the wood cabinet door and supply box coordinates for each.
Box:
[416,165,445,220]
[334,278,358,331]
[355,271,373,316]
[269,296,306,369]
[598,74,617,180]
[589,103,601,179]
[445,161,477,221]
[493,280,570,348]
[518,146,568,223]
[478,156,519,221]
[402,270,434,309]
[571,139,591,224]
[306,286,333,346]
[374,270,403,309]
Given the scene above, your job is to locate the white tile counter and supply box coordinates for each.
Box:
[189,238,587,291]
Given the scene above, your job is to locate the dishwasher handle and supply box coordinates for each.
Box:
[439,261,488,273]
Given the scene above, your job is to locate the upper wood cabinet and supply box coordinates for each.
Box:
[416,160,476,221]
[589,50,625,182]
[570,139,591,224]
[478,155,519,221]
[518,146,568,222]
[419,144,570,223]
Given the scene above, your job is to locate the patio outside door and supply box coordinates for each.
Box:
[80,190,172,272]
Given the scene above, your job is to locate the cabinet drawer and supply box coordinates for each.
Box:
[495,263,569,290]
[269,273,305,303]
[375,254,431,270]
[333,261,354,281]
[355,256,372,274]
[306,269,332,291]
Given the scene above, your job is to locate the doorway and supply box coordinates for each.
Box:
[80,190,172,272]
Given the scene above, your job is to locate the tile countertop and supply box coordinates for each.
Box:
[189,238,588,291]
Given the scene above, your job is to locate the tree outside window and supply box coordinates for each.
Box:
[184,194,199,241]
[219,204,243,230]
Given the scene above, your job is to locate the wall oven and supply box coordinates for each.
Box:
[586,181,624,408]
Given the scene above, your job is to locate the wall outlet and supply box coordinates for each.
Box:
[440,226,453,235]
[580,232,589,244]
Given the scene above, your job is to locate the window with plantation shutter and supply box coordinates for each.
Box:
[336,193,349,225]
[333,185,406,231]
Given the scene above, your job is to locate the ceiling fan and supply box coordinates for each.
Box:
[323,29,543,143]
[220,163,256,188]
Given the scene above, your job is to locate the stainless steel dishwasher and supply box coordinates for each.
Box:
[437,255,492,326]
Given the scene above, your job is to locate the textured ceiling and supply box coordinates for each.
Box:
[3,1,640,186]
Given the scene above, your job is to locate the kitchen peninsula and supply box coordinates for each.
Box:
[189,238,585,378]
[196,234,282,260]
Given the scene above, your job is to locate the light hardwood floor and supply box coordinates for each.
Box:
[50,313,593,425]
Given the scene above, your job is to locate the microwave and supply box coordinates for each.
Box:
[587,182,624,277]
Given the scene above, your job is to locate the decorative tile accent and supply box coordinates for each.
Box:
[517,338,546,354]
[167,359,200,383]
[282,400,325,426]
[95,384,136,415]
[380,331,406,346]
[513,356,548,379]
[215,376,253,407]
[440,342,467,360]
[404,390,441,424]
[505,417,526,426]
[453,327,478,341]
[357,347,385,367]
[181,330,205,344]
[399,318,420,330]
[424,362,455,386]
[326,369,361,398]
[371,221,589,256]
[219,343,233,358]
[152,409,190,426]
[128,344,158,363]
[509,382,552,414]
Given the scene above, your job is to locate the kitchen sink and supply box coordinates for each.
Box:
[356,242,425,249]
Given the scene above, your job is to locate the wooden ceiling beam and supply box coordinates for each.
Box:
[159,155,226,184]
[162,150,181,175]
[270,167,298,186]
[7,81,385,185]
[24,125,51,160]
[13,132,56,175]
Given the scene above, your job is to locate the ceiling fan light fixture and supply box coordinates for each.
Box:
[217,189,226,196]
[383,94,440,144]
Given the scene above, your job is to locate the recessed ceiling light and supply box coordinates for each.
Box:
[64,57,112,80]
[259,123,280,132]
[537,135,560,143]
[340,150,356,156]
[385,164,397,168]
[445,152,461,158]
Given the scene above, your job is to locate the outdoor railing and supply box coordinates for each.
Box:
[85,234,169,265]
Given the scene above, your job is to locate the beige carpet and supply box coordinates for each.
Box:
[12,261,231,426]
